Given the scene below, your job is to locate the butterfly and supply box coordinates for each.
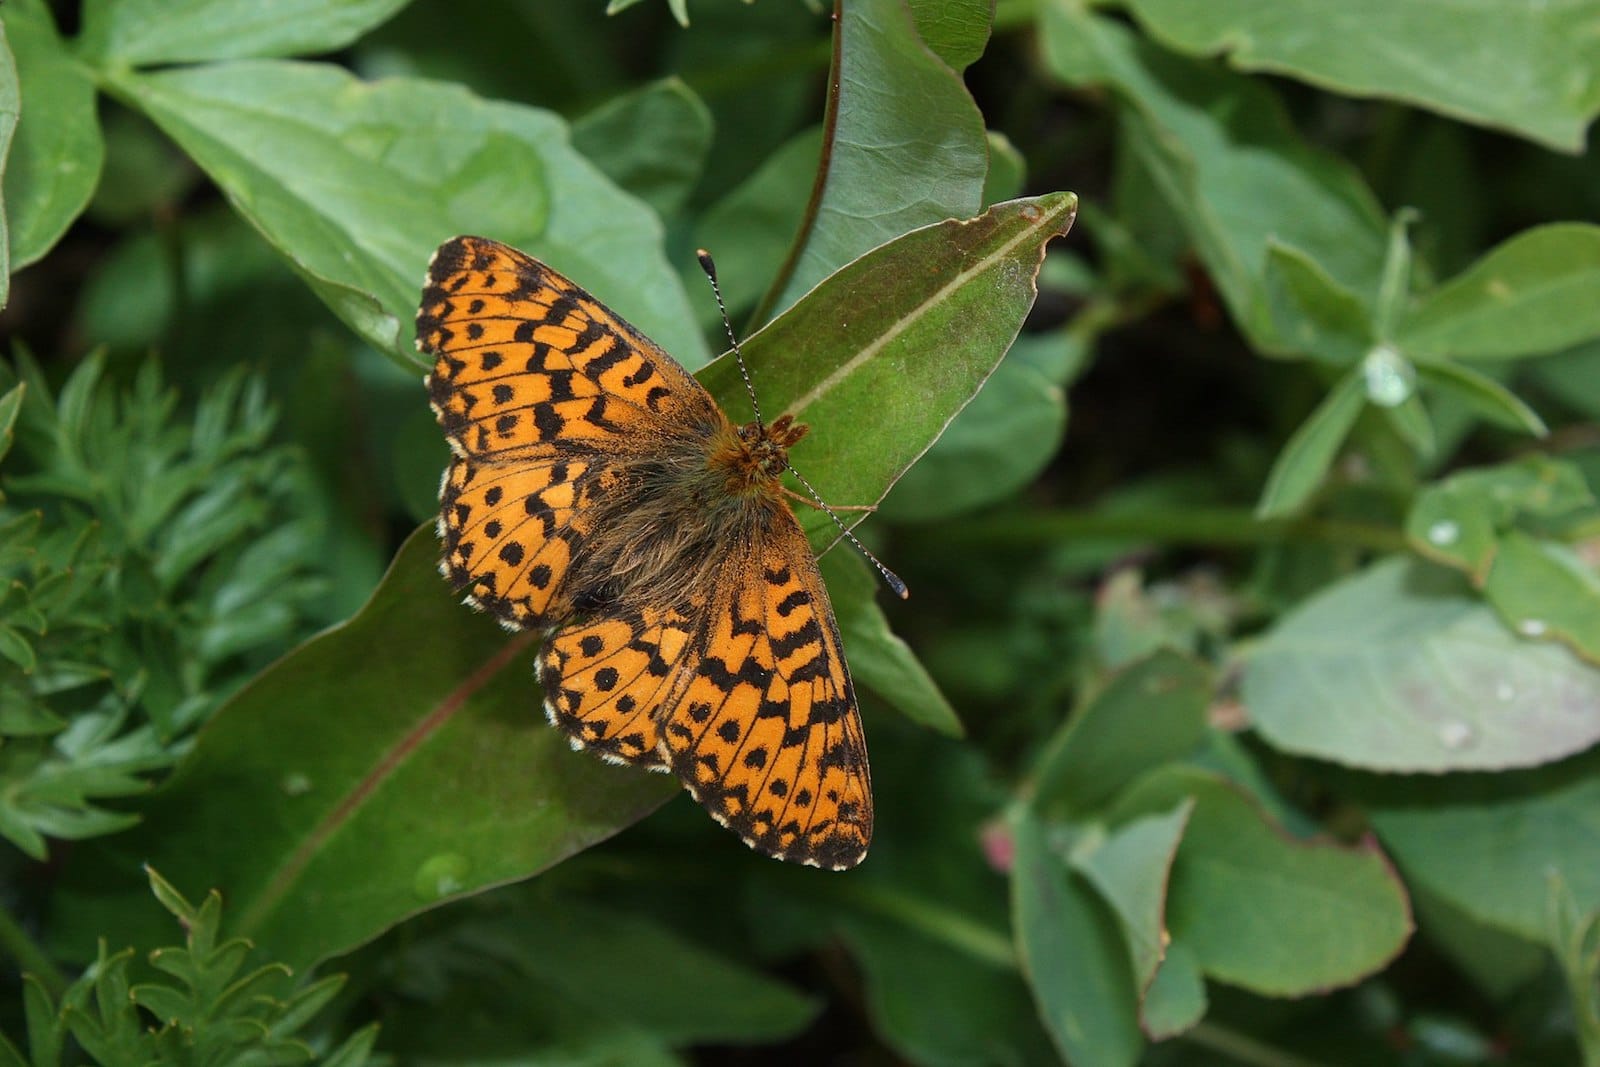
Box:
[417,236,890,870]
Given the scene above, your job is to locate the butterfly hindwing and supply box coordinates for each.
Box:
[438,455,627,627]
[538,606,697,770]
[660,509,872,870]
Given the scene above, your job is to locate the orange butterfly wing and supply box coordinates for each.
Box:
[419,236,716,628]
[659,512,872,870]
[538,605,697,771]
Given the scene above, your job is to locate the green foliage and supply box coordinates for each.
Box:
[0,0,1598,1064]
[0,867,376,1066]
[0,353,324,860]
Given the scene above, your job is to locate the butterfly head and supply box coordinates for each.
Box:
[736,412,808,479]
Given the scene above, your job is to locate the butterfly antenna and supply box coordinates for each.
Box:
[697,249,763,430]
[697,249,907,600]
[785,463,909,599]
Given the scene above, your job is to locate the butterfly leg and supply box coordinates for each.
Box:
[781,486,877,513]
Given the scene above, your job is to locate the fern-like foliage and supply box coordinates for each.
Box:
[0,868,379,1066]
[0,352,326,858]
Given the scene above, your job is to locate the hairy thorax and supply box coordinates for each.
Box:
[562,413,810,620]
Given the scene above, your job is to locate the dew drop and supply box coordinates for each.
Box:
[280,772,313,796]
[1518,619,1549,637]
[1438,721,1476,750]
[1427,520,1460,547]
[1362,344,1415,407]
[413,853,470,900]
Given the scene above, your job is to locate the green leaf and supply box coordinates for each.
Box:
[1072,800,1194,993]
[1244,557,1600,771]
[905,0,993,71]
[1367,747,1600,944]
[691,127,820,324]
[1112,767,1413,996]
[1399,224,1600,361]
[1411,884,1545,1000]
[1121,0,1600,152]
[0,22,16,311]
[1258,240,1375,365]
[1012,813,1144,1067]
[981,130,1026,208]
[703,193,1081,513]
[0,383,24,466]
[1254,367,1365,518]
[1405,455,1593,580]
[1038,5,1389,352]
[1140,941,1207,1040]
[759,0,988,319]
[569,77,713,221]
[1,0,104,270]
[1414,359,1548,436]
[1484,531,1600,665]
[77,0,411,65]
[822,551,962,737]
[504,900,818,1044]
[1031,649,1211,816]
[880,330,1070,522]
[110,60,707,366]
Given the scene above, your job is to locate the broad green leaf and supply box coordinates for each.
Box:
[691,127,820,325]
[1,0,103,270]
[0,21,15,308]
[1031,649,1210,816]
[1122,0,1600,152]
[1414,359,1548,437]
[1072,800,1193,993]
[1012,813,1144,1067]
[57,526,677,970]
[58,195,1076,969]
[1258,240,1374,365]
[1038,3,1389,352]
[702,193,1080,511]
[906,0,993,71]
[1255,368,1365,518]
[0,383,22,466]
[1405,455,1593,580]
[110,60,707,367]
[1529,339,1600,419]
[1411,884,1545,1000]
[1244,557,1600,772]
[506,899,818,1043]
[77,0,411,65]
[569,77,712,221]
[1367,747,1600,944]
[1485,532,1600,664]
[822,551,962,737]
[1140,941,1206,1040]
[1399,224,1600,361]
[982,130,1026,208]
[759,0,988,320]
[1113,767,1412,996]
[880,330,1069,522]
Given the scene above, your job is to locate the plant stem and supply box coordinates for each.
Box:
[0,899,67,998]
[940,508,1411,555]
[1185,1022,1333,1067]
